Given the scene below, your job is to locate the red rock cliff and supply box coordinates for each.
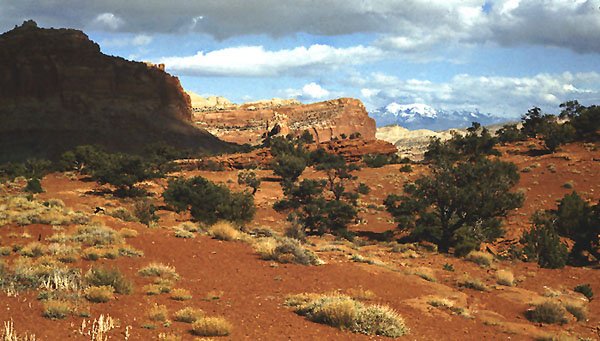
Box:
[0,21,232,162]
[193,97,377,145]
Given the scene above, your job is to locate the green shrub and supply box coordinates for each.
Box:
[134,199,159,226]
[574,284,593,301]
[138,263,180,281]
[496,124,525,144]
[25,178,44,193]
[399,165,412,173]
[85,267,133,294]
[363,154,390,168]
[521,213,569,269]
[386,157,523,253]
[525,301,568,324]
[237,170,261,194]
[254,237,321,265]
[163,176,255,225]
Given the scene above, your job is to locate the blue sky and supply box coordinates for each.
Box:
[1,0,599,118]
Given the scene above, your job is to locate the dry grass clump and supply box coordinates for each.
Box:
[564,302,587,322]
[208,221,241,241]
[173,307,204,323]
[496,269,515,286]
[138,263,180,281]
[459,277,488,291]
[176,222,199,233]
[119,228,139,238]
[171,288,192,301]
[191,317,232,337]
[173,228,195,239]
[118,245,144,258]
[254,237,322,265]
[42,300,72,319]
[345,288,376,301]
[157,333,182,341]
[107,207,137,222]
[0,195,89,226]
[464,251,494,267]
[286,293,409,337]
[12,257,82,291]
[0,319,37,340]
[147,303,169,322]
[84,285,115,303]
[0,246,11,256]
[413,267,436,282]
[19,242,48,258]
[84,266,133,294]
[526,301,568,324]
[427,297,469,317]
[47,243,80,263]
[72,223,123,246]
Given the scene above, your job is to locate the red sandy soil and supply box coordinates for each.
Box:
[0,140,599,340]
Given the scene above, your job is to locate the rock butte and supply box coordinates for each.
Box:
[0,20,231,162]
[190,94,377,145]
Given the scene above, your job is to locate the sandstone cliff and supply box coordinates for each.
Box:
[193,97,376,145]
[0,21,232,162]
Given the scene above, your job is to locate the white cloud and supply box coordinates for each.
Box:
[102,34,153,48]
[356,71,600,116]
[90,13,124,31]
[159,44,384,77]
[3,1,599,53]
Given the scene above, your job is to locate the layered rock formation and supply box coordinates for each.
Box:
[0,21,232,162]
[178,138,398,170]
[192,97,376,145]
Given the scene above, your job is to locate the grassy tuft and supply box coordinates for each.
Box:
[191,317,232,337]
[84,285,115,303]
[495,270,515,287]
[464,251,494,267]
[526,301,568,324]
[138,263,180,281]
[173,307,204,323]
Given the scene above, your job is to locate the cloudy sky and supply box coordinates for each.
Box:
[1,0,599,117]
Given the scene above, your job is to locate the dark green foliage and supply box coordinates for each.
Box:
[274,151,362,238]
[59,145,108,174]
[25,178,44,193]
[163,176,255,225]
[90,153,160,197]
[560,100,600,138]
[496,124,525,144]
[85,266,133,294]
[539,119,575,152]
[238,170,261,194]
[574,284,593,301]
[270,135,310,188]
[385,157,523,253]
[134,199,159,226]
[399,165,412,173]
[442,263,455,272]
[525,301,568,324]
[349,132,362,139]
[554,192,599,264]
[425,123,500,164]
[0,158,52,183]
[363,154,391,168]
[272,154,307,186]
[521,213,569,269]
[521,107,547,138]
[357,183,370,195]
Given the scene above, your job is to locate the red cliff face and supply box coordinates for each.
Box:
[194,97,377,145]
[0,21,231,162]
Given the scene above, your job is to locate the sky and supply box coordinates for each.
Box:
[1,0,599,118]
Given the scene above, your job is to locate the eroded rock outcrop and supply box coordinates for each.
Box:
[0,21,232,162]
[193,97,376,145]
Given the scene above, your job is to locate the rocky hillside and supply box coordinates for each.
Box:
[192,96,376,145]
[0,21,232,162]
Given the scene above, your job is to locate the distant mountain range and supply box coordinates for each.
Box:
[369,102,509,131]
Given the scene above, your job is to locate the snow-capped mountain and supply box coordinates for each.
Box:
[370,102,507,131]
